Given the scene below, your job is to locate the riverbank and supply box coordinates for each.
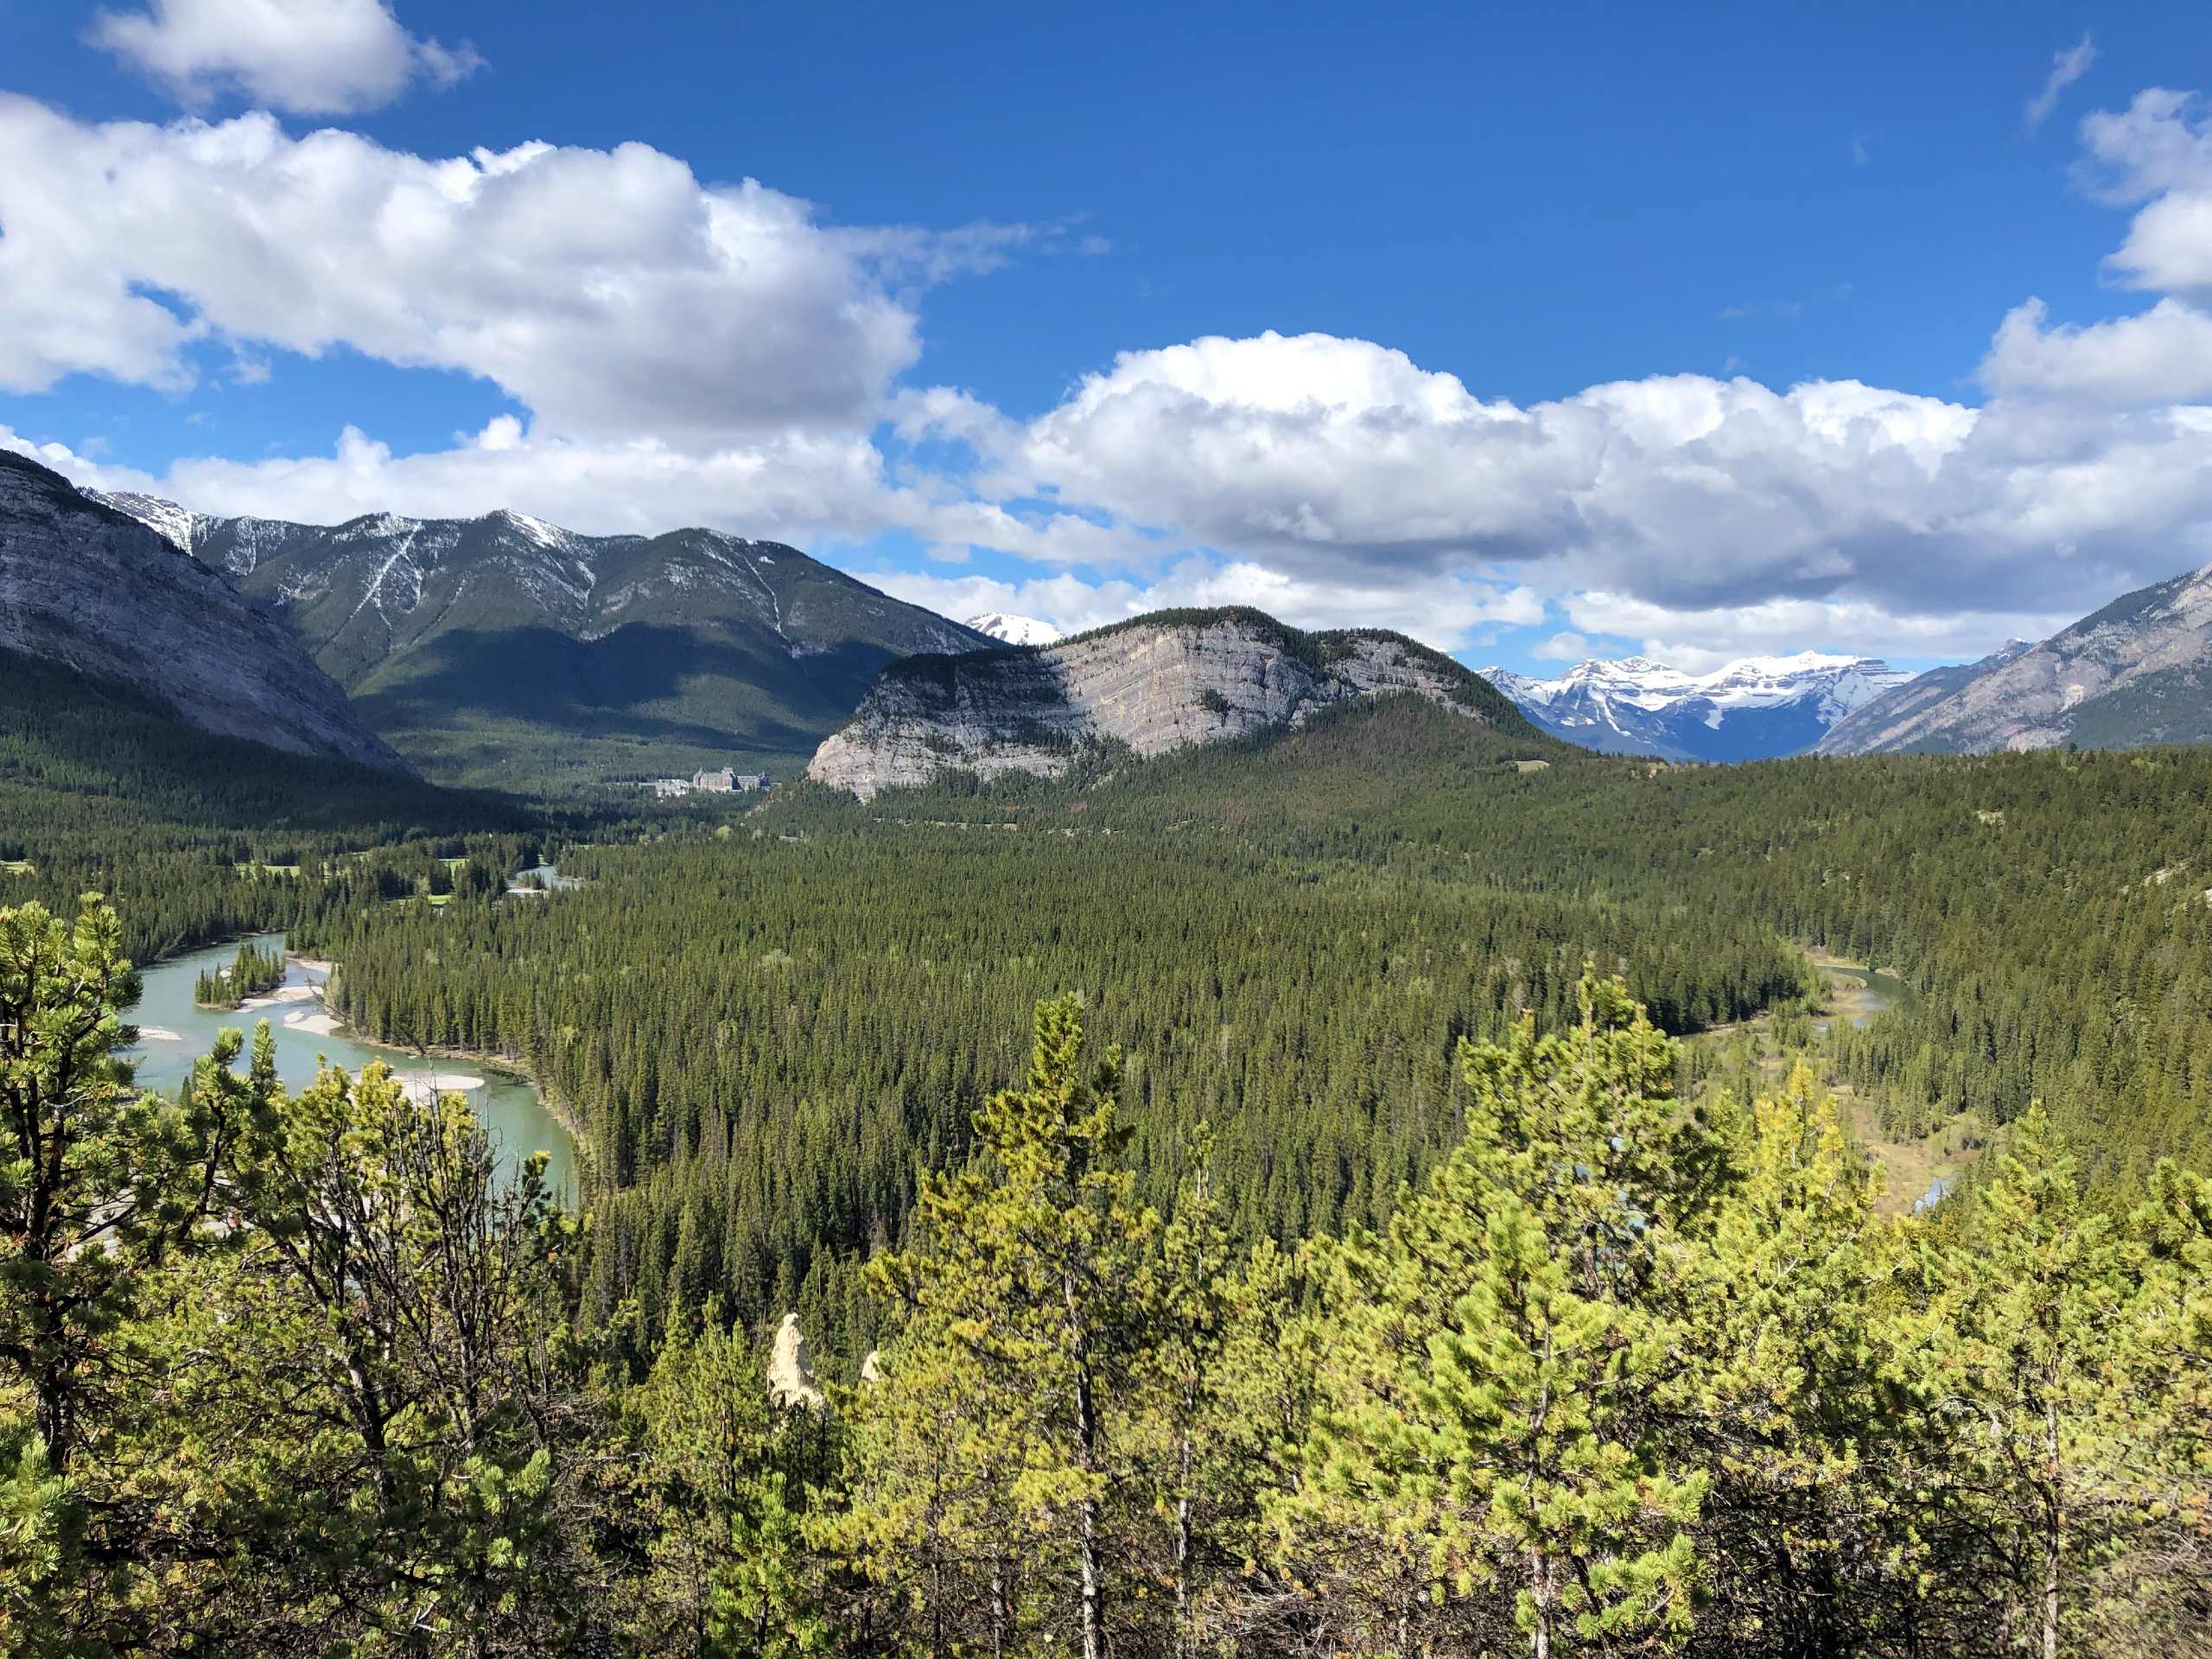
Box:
[391,1037,591,1158]
[1806,950,1915,1029]
[300,964,593,1167]
[123,933,580,1199]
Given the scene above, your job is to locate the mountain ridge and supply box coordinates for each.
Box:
[808,606,1544,798]
[88,488,996,788]
[1817,563,2212,755]
[2,452,410,772]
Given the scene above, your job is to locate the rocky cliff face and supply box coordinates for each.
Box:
[1817,566,2212,756]
[808,610,1518,798]
[1,450,411,772]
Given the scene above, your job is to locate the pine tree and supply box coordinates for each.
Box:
[1146,1124,1235,1656]
[0,896,242,1466]
[1674,1064,1910,1656]
[2106,1160,2212,1641]
[207,1056,595,1655]
[1916,1106,2135,1659]
[624,1307,829,1656]
[833,995,1161,1658]
[1275,972,1712,1656]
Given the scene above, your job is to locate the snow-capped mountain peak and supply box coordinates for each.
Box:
[1482,650,1912,761]
[86,488,201,553]
[966,611,1061,645]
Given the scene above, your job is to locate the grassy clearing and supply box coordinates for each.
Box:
[1839,1090,1986,1217]
[1686,946,1974,1216]
[0,859,31,875]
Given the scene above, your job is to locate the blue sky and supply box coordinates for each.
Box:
[4,1,2212,672]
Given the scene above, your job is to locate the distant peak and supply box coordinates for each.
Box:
[491,506,575,546]
[967,611,1062,645]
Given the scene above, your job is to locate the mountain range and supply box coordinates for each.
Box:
[88,490,991,788]
[1479,652,1911,762]
[0,450,406,772]
[41,450,2212,784]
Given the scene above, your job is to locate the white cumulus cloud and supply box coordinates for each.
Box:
[1983,91,2212,404]
[0,99,1015,446]
[17,83,2212,668]
[89,0,481,116]
[854,561,1545,652]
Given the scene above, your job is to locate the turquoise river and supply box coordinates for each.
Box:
[122,931,577,1199]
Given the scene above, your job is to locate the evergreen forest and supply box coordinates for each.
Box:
[9,692,2212,1655]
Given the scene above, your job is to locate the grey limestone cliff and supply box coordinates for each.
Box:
[808,609,1515,798]
[2,449,411,772]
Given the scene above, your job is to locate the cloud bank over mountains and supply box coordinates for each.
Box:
[10,41,2212,663]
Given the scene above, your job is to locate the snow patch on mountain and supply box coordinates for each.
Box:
[86,489,200,553]
[966,611,1062,646]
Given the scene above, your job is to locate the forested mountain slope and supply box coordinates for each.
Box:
[1821,561,2212,753]
[0,451,406,772]
[90,490,994,788]
[0,644,537,959]
[808,607,1544,796]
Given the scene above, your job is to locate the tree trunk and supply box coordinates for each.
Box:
[34,1367,68,1472]
[1077,1459,1103,1659]
[1997,1523,2019,1654]
[1067,1269,1103,1659]
[2042,1399,2063,1659]
[1175,1419,1193,1656]
[1529,1545,1552,1659]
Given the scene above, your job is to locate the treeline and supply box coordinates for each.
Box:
[309,830,1807,1363]
[10,895,2212,1656]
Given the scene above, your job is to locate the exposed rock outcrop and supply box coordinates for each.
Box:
[766,1313,825,1411]
[808,608,1522,798]
[1,450,410,772]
